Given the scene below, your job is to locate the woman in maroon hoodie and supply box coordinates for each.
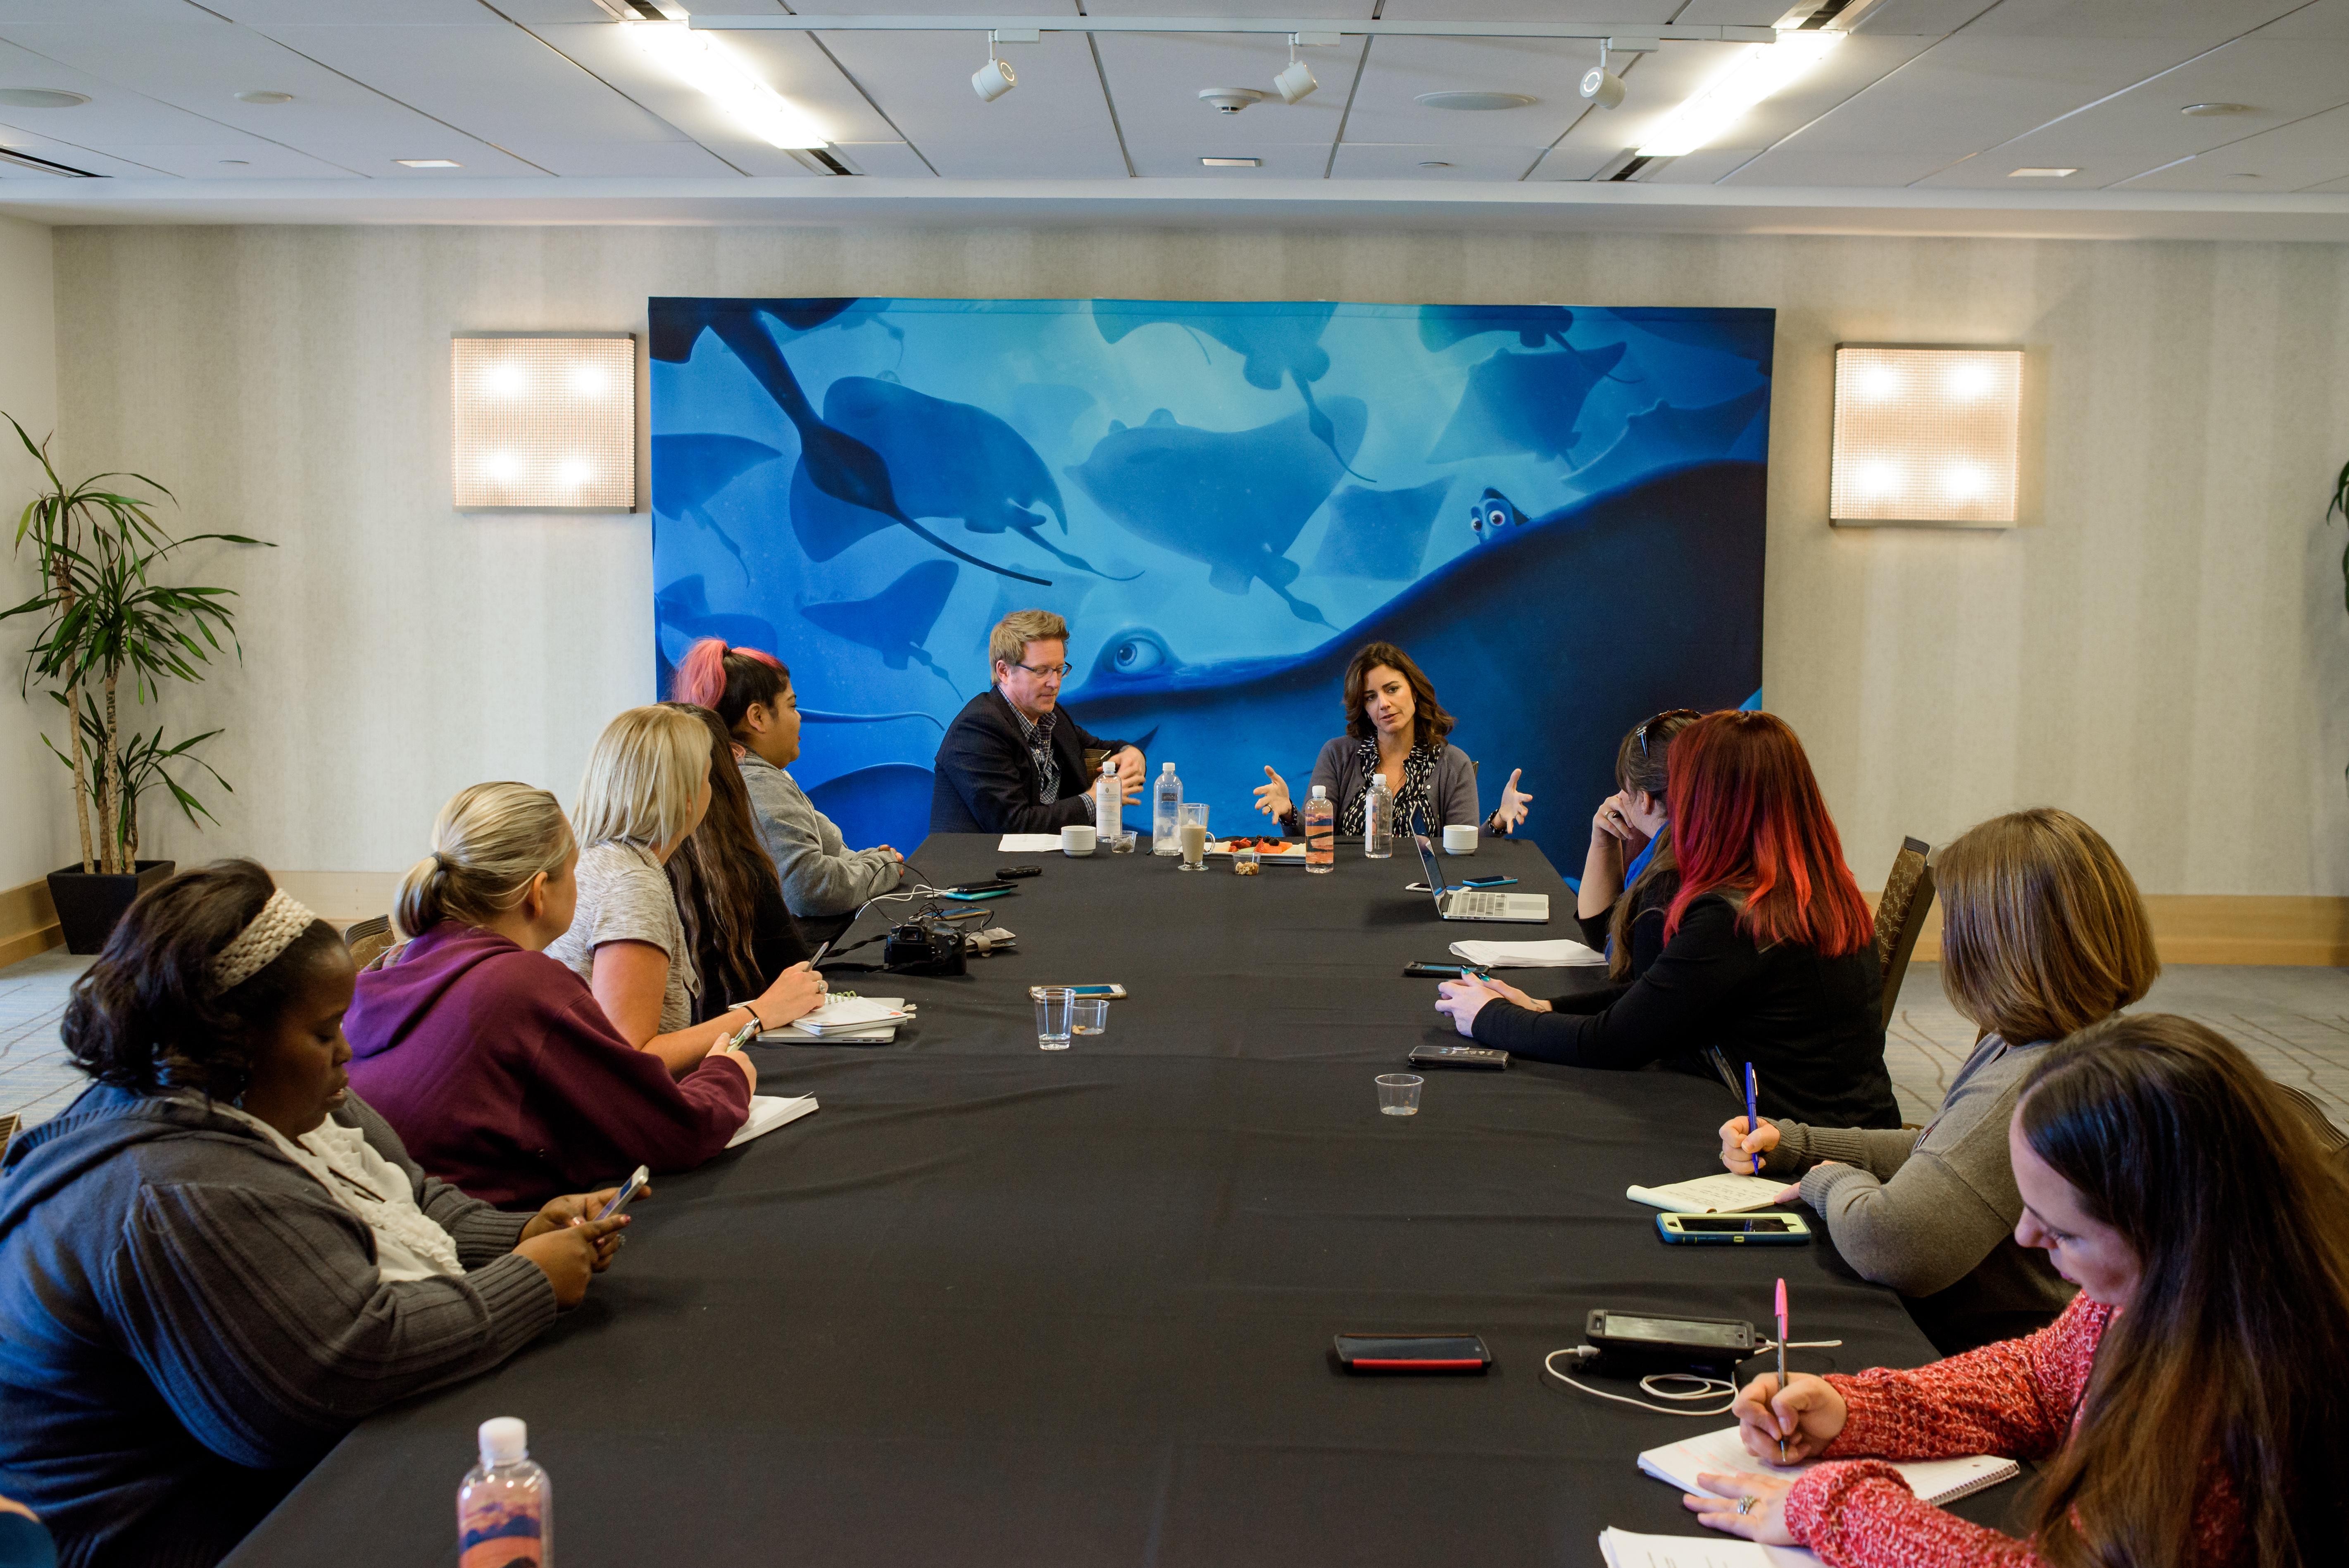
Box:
[345,782,759,1206]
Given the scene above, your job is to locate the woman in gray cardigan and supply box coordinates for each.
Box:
[0,861,631,1568]
[1252,640,1532,838]
[1721,809,2160,1352]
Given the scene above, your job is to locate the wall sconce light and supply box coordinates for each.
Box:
[1829,343,2023,528]
[452,333,637,512]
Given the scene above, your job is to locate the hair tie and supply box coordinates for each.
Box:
[432,850,454,870]
[207,889,321,997]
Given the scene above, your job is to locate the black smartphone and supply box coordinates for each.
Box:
[1403,962,1470,978]
[1332,1333,1492,1374]
[950,879,1016,895]
[1409,1042,1507,1070]
[995,865,1043,879]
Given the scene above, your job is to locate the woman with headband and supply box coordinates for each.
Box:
[0,862,631,1568]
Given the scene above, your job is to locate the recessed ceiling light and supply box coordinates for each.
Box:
[1415,91,1536,111]
[0,89,89,109]
[235,90,295,105]
[397,158,462,168]
[2009,167,2077,177]
[2181,102,2252,117]
[1201,156,1261,167]
[627,21,831,147]
[1418,160,1454,168]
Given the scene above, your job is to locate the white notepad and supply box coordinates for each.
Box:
[725,1094,819,1149]
[997,833,1064,852]
[1640,1425,2019,1507]
[1449,937,1606,968]
[1599,1526,1819,1568]
[792,996,913,1034]
[1625,1174,1789,1213]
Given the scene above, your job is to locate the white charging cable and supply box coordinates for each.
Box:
[1542,1339,1844,1417]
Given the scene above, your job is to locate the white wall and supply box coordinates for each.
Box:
[0,214,59,889]
[50,224,2349,896]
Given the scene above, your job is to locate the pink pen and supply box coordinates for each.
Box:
[1774,1278,1790,1463]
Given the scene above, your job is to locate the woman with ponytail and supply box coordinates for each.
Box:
[672,638,902,926]
[345,781,766,1206]
[1689,1014,2349,1567]
[0,861,627,1567]
[1435,711,1898,1130]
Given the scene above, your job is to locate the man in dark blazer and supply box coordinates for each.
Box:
[931,609,1146,834]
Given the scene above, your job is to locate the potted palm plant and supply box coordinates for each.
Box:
[2,416,269,952]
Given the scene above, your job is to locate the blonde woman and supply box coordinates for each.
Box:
[1719,807,2161,1352]
[546,707,822,1074]
[344,782,765,1205]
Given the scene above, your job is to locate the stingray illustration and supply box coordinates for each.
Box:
[1417,304,1576,353]
[790,377,1132,580]
[1611,307,1777,374]
[654,574,944,730]
[1007,382,1099,450]
[649,300,1050,586]
[1090,301,1366,479]
[650,433,783,578]
[797,560,961,693]
[1565,385,1771,497]
[1428,342,1631,465]
[1064,397,1368,626]
[1063,459,1769,866]
[1309,479,1451,581]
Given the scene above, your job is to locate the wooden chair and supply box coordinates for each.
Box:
[2274,1083,2349,1177]
[0,1113,18,1164]
[343,915,395,970]
[1873,837,1936,1025]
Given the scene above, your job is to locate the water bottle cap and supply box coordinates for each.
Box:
[1161,761,1174,772]
[478,1417,529,1465]
[1311,785,1327,799]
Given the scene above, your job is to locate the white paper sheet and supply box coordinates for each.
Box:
[1449,938,1606,968]
[1597,1526,1820,1568]
[997,834,1065,852]
[1623,1174,1789,1213]
[725,1095,819,1149]
[1638,1426,2018,1508]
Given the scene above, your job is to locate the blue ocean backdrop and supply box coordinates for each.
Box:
[649,297,1772,863]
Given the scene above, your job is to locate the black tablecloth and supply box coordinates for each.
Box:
[226,836,2018,1566]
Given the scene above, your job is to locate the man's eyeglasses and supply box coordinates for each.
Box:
[1010,660,1074,678]
[1635,708,1702,756]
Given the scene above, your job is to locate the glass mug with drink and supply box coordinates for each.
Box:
[1176,801,1211,871]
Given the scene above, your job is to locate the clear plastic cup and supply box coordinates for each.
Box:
[1109,830,1138,854]
[1036,986,1075,1050]
[1376,1073,1424,1116]
[1177,801,1211,871]
[1071,998,1108,1035]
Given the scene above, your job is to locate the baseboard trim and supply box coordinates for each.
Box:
[1874,892,2349,968]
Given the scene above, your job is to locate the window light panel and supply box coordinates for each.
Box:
[452,334,637,513]
[1829,344,2023,527]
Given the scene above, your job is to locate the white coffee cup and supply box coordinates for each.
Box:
[1061,823,1098,857]
[1442,823,1478,855]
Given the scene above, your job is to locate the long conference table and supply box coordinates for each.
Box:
[227,833,2021,1566]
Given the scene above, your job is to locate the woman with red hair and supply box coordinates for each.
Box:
[1435,711,1898,1129]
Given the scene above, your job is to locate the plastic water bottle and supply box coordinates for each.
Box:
[1304,784,1335,874]
[1364,773,1394,860]
[1093,768,1122,845]
[1152,761,1182,856]
[459,1418,550,1568]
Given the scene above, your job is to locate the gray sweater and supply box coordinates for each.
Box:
[0,1084,555,1568]
[1761,1031,2075,1347]
[1278,738,1484,835]
[739,752,904,918]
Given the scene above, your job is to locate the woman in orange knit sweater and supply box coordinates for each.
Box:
[1685,1013,2349,1566]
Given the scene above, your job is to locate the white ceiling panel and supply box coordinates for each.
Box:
[814,29,1126,178]
[1656,32,1940,158]
[59,138,360,178]
[1955,0,2305,43]
[1641,147,1769,183]
[832,140,932,177]
[1849,0,2004,31]
[0,34,281,146]
[1767,37,2199,159]
[1380,0,1683,19]
[2249,0,2349,38]
[710,28,927,143]
[486,0,616,21]
[1526,41,1756,171]
[2115,101,2349,189]
[1092,30,1352,147]
[1329,142,1541,178]
[1089,0,1370,15]
[1525,139,1627,180]
[1721,147,1958,183]
[1127,140,1336,176]
[0,124,176,176]
[203,0,490,22]
[1338,37,1592,150]
[253,21,691,168]
[0,0,188,18]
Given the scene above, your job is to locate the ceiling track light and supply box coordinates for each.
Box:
[974,28,1033,101]
[1273,33,1319,105]
[1579,42,1624,110]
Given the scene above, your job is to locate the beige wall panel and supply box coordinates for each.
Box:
[0,214,61,890]
[49,224,2349,894]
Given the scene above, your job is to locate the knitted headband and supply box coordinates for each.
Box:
[206,888,321,997]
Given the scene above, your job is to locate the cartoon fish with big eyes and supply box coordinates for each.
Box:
[1468,488,1527,540]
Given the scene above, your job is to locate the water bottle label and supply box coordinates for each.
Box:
[460,1507,544,1567]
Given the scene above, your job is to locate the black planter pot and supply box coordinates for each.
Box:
[48,860,176,955]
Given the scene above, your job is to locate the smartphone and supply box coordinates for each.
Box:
[1460,876,1519,888]
[995,865,1042,879]
[939,888,1013,902]
[1656,1211,1812,1245]
[950,879,1016,894]
[1409,1042,1507,1070]
[1586,1309,1756,1356]
[596,1164,651,1221]
[1332,1333,1492,1374]
[1402,962,1469,978]
[1028,984,1127,999]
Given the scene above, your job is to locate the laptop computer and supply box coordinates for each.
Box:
[1410,814,1550,923]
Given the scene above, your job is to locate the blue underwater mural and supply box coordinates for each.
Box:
[649,297,1772,862]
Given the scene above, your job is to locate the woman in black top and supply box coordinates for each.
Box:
[662,704,814,1025]
[1436,710,1897,1130]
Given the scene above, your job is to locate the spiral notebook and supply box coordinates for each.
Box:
[1623,1174,1787,1213]
[1640,1425,2019,1507]
[1598,1527,1819,1568]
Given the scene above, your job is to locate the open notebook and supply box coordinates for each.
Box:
[1640,1425,2019,1507]
[1599,1527,1819,1568]
[1625,1175,1788,1213]
[725,1095,819,1149]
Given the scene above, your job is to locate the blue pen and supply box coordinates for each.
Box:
[1743,1061,1761,1175]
